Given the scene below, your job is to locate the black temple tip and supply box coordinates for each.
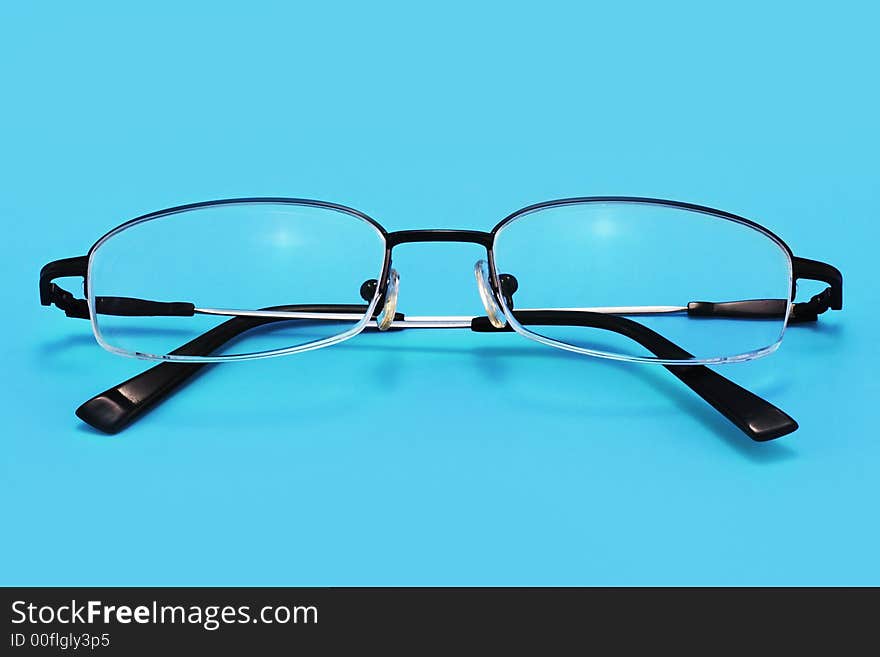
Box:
[744,410,798,442]
[75,390,135,434]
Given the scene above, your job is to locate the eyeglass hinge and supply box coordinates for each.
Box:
[47,283,90,319]
[39,255,90,319]
[44,283,89,319]
[789,287,834,324]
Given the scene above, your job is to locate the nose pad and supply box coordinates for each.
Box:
[377,268,400,331]
[474,260,508,329]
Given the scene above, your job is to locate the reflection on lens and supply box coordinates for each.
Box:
[491,201,792,363]
[88,201,387,361]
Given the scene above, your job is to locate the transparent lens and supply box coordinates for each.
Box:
[491,201,793,363]
[88,201,387,361]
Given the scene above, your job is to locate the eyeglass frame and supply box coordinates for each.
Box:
[39,196,843,442]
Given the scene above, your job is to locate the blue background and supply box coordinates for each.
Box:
[1,1,877,585]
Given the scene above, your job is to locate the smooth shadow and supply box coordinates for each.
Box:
[790,321,844,337]
[39,333,98,353]
[75,423,112,438]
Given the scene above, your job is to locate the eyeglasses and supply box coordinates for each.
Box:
[40,197,842,441]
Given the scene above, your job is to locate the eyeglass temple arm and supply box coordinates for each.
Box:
[76,304,792,441]
[472,311,797,441]
[74,304,405,434]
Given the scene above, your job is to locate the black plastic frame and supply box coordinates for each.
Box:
[39,197,844,441]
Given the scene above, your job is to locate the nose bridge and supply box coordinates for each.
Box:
[386,229,494,249]
[379,230,505,324]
